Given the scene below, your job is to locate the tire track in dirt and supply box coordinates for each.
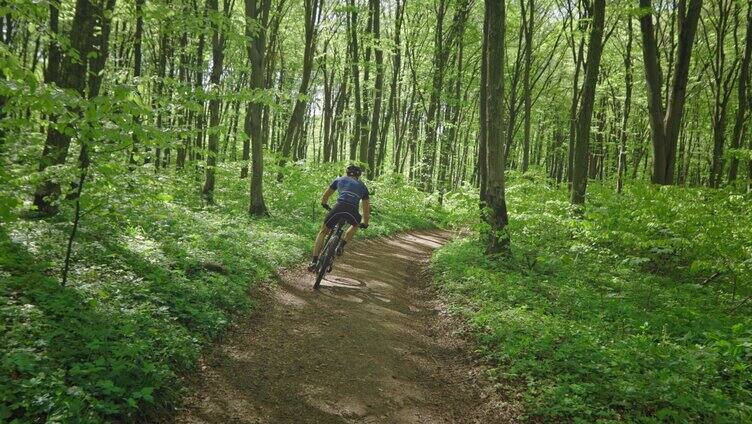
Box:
[166,231,519,423]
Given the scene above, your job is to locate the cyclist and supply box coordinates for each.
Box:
[308,165,371,272]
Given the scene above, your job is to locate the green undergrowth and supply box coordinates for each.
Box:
[0,161,441,423]
[432,172,752,423]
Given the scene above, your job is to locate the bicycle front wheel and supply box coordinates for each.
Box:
[314,234,338,289]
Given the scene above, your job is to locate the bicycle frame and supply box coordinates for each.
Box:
[314,219,348,289]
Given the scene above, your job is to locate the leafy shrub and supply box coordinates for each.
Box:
[432,175,752,422]
[1,160,441,422]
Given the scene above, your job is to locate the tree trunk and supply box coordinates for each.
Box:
[616,17,633,194]
[202,0,228,204]
[347,0,366,162]
[278,0,321,169]
[194,0,210,165]
[570,0,606,205]
[728,1,751,184]
[521,0,533,173]
[639,0,703,185]
[154,32,169,169]
[421,0,447,191]
[129,0,145,168]
[484,0,509,254]
[478,7,488,204]
[381,0,404,176]
[245,0,271,216]
[366,0,384,177]
[33,0,99,215]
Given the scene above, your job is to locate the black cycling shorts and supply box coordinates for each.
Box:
[324,202,361,228]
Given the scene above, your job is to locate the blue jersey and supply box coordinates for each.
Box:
[329,176,370,206]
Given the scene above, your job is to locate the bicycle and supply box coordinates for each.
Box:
[313,204,366,290]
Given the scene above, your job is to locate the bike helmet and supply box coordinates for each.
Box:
[346,165,363,177]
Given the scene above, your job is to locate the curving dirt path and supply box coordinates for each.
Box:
[167,231,518,423]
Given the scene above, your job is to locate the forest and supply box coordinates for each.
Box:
[1,0,751,422]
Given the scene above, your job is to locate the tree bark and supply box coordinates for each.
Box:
[33,0,99,214]
[521,0,533,173]
[570,0,606,205]
[202,0,229,204]
[245,0,271,216]
[639,0,703,185]
[278,0,321,168]
[420,0,447,191]
[728,1,751,184]
[478,7,488,204]
[616,17,633,193]
[347,0,366,162]
[381,0,404,176]
[366,0,384,177]
[484,0,509,254]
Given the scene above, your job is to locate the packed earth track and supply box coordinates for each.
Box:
[165,231,518,423]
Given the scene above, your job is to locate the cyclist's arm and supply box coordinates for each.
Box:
[362,198,371,225]
[321,187,335,205]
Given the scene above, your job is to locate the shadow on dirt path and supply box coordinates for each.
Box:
[167,231,519,423]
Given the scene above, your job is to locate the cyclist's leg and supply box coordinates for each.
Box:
[344,224,358,243]
[312,224,329,258]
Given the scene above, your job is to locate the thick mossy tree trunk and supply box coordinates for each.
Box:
[483,0,509,255]
[245,0,271,216]
[570,0,605,205]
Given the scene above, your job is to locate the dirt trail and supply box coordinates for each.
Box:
[168,231,517,423]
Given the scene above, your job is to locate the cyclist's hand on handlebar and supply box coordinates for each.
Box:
[359,223,369,229]
[321,203,331,210]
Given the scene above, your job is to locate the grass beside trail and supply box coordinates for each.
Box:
[1,162,443,423]
[433,172,752,423]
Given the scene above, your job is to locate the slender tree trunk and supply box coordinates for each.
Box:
[202,0,228,204]
[129,0,145,168]
[478,7,489,203]
[278,0,321,170]
[366,0,384,177]
[154,32,169,169]
[617,17,634,194]
[348,0,365,162]
[728,1,751,184]
[521,0,533,173]
[245,0,271,215]
[421,0,447,191]
[570,0,606,205]
[381,0,404,176]
[707,0,739,188]
[194,0,210,165]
